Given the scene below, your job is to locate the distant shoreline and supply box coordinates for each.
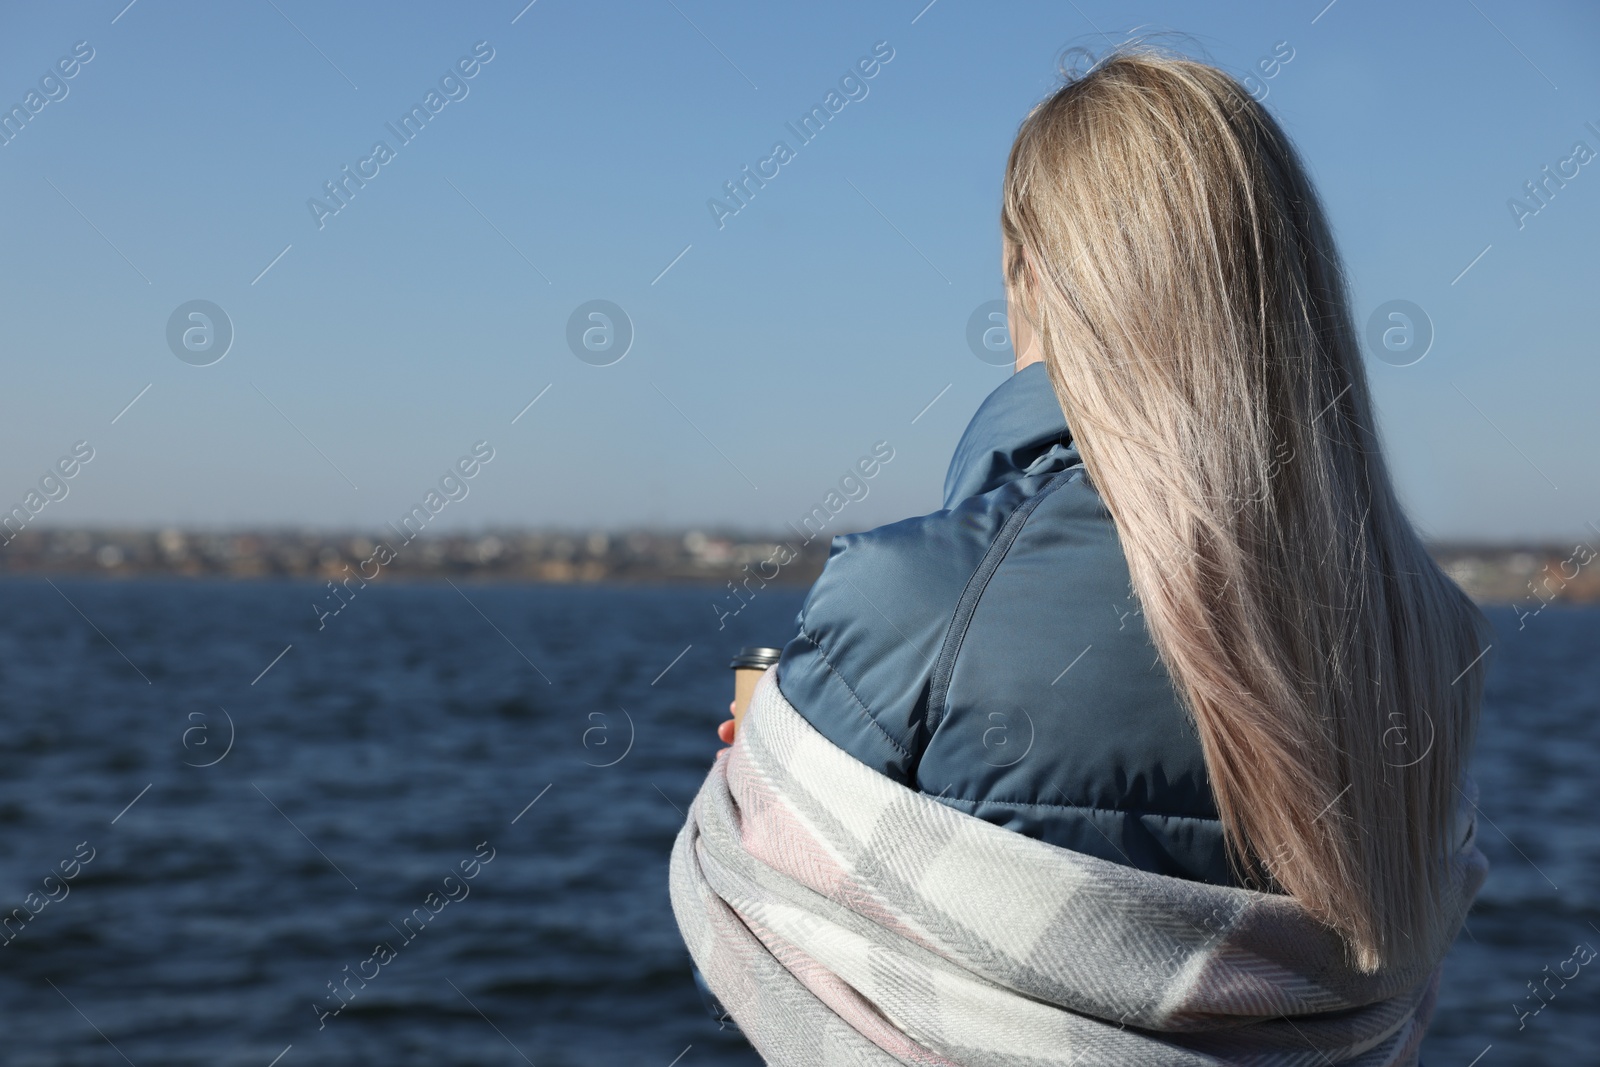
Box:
[2,527,1594,607]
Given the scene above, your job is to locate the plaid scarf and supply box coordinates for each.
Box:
[669,669,1486,1066]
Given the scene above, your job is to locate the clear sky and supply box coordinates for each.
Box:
[1,0,1595,542]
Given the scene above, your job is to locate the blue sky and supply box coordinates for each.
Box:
[0,0,1595,541]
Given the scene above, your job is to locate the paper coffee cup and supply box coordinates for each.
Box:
[729,646,783,731]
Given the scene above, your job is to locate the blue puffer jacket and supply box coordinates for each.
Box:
[776,362,1235,885]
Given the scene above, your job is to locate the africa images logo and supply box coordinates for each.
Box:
[307,42,496,230]
[706,41,894,229]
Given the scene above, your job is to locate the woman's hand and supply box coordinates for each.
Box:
[717,701,736,746]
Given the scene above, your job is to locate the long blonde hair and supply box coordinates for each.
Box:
[1001,46,1489,972]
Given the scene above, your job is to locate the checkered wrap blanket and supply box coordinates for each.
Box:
[669,668,1487,1066]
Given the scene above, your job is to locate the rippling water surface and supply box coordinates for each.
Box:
[0,578,1592,1065]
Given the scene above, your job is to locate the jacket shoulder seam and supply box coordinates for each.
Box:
[789,626,917,765]
[924,469,1083,736]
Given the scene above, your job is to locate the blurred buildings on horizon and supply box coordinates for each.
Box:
[1,526,1596,607]
[0,526,831,588]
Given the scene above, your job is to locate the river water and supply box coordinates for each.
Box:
[0,577,1592,1065]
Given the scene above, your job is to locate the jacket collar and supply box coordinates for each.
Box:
[942,362,1079,508]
